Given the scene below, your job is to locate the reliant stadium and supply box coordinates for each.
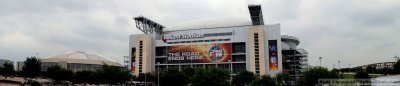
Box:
[129,5,308,78]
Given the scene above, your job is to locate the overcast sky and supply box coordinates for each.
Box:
[0,0,399,69]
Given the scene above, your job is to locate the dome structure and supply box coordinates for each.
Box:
[41,51,122,72]
[43,51,121,66]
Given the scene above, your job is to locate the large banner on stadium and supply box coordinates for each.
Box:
[167,43,232,63]
[130,48,136,73]
[269,40,279,70]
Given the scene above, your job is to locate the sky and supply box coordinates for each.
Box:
[0,0,399,69]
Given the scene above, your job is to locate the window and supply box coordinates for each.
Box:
[155,58,166,64]
[233,42,246,53]
[254,33,258,35]
[212,33,218,36]
[232,55,246,62]
[224,39,231,41]
[226,32,233,35]
[233,63,246,74]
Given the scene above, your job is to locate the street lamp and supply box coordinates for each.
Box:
[394,56,399,61]
[319,57,322,66]
[145,73,147,86]
[228,60,232,81]
[338,61,341,70]
[157,62,160,86]
[338,60,341,78]
[348,64,351,72]
[333,64,335,69]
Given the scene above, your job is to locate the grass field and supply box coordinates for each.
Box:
[340,73,384,79]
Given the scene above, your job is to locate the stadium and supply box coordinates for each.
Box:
[17,51,122,72]
[129,5,308,77]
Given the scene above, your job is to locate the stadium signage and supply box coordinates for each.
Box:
[162,33,204,42]
[166,43,232,63]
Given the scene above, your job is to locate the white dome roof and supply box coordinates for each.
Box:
[42,51,122,66]
[165,17,252,31]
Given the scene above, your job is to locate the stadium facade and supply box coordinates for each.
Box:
[129,5,308,77]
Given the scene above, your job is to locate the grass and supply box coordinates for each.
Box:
[340,73,384,79]
[341,74,354,79]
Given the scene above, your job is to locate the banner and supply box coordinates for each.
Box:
[269,40,279,70]
[130,48,136,73]
[167,43,232,63]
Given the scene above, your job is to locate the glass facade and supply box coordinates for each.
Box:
[154,42,247,74]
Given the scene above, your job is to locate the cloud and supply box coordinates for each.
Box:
[0,0,399,69]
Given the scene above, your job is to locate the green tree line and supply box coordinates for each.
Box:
[2,56,400,86]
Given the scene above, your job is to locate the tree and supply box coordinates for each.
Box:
[393,60,400,74]
[232,71,256,86]
[366,65,376,74]
[182,67,195,78]
[159,68,190,86]
[0,62,15,78]
[191,68,230,86]
[72,71,97,85]
[137,73,156,83]
[250,75,276,86]
[354,70,371,85]
[21,57,42,79]
[46,65,74,84]
[97,64,133,85]
[331,68,339,73]
[275,73,292,85]
[297,66,339,86]
[354,70,370,79]
[379,67,391,75]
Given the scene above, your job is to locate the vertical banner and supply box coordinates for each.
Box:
[167,43,232,63]
[269,40,278,70]
[130,48,136,73]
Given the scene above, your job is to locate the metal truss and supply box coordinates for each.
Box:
[133,16,165,34]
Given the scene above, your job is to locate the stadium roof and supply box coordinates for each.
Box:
[164,18,252,31]
[281,35,300,45]
[42,51,122,66]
